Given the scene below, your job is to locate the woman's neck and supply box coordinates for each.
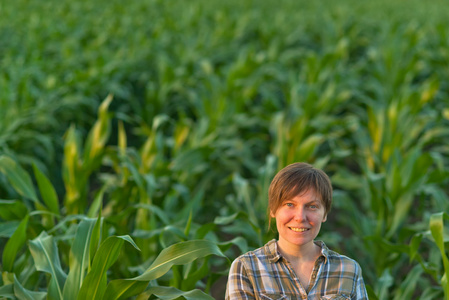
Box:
[277,240,321,264]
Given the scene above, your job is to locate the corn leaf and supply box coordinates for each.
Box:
[102,280,149,300]
[0,199,28,221]
[0,155,39,203]
[0,284,14,298]
[214,211,261,240]
[409,233,423,262]
[29,231,67,300]
[2,215,29,272]
[376,268,393,300]
[218,237,248,254]
[366,285,379,300]
[32,163,59,214]
[0,221,20,238]
[77,235,140,300]
[135,240,226,281]
[118,120,127,155]
[134,203,170,225]
[87,188,105,218]
[14,275,46,300]
[89,210,103,267]
[180,257,211,290]
[83,94,113,164]
[103,240,226,299]
[392,264,423,300]
[140,286,214,300]
[430,212,449,300]
[62,125,81,215]
[294,134,324,162]
[63,218,97,300]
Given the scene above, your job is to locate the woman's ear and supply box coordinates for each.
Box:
[270,210,275,218]
[322,214,327,223]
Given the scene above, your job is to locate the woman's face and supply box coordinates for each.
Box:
[271,188,327,252]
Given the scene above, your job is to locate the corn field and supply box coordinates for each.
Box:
[1,0,449,299]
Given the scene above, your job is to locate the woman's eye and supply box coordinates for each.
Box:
[286,203,294,207]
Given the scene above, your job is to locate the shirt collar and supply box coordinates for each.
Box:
[314,240,329,264]
[265,239,282,263]
[265,239,329,264]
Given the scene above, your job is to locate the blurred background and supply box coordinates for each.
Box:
[1,0,448,299]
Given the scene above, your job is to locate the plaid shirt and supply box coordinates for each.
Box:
[226,239,368,300]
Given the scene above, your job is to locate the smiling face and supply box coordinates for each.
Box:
[271,188,327,253]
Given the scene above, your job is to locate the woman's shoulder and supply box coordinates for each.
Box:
[231,239,279,265]
[320,243,363,273]
[316,241,361,267]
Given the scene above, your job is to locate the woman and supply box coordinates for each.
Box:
[226,162,368,299]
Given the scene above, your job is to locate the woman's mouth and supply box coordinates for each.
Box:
[290,227,309,232]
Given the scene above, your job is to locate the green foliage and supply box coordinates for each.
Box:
[430,213,449,300]
[0,198,228,299]
[1,0,449,299]
[29,232,67,299]
[2,215,29,272]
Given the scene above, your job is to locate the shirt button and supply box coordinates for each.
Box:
[312,274,316,279]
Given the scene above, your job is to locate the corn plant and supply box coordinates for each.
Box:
[0,213,226,300]
[0,97,237,298]
[0,142,231,299]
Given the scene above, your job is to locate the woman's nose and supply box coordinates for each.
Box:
[294,207,307,221]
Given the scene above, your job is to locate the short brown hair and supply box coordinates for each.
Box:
[268,162,332,218]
